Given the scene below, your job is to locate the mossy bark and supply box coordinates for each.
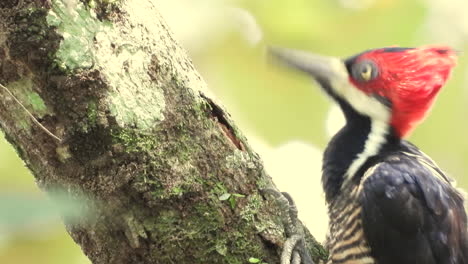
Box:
[0,0,327,263]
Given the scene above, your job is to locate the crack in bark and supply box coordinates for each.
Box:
[200,92,245,151]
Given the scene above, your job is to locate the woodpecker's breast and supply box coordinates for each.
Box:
[326,184,375,264]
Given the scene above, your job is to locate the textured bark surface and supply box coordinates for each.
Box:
[0,0,327,263]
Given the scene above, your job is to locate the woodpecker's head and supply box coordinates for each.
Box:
[270,46,457,138]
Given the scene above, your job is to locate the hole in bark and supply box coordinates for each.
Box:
[200,93,245,151]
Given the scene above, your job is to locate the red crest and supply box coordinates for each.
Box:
[349,46,457,138]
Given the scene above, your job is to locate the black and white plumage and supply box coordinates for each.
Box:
[360,145,468,264]
[270,46,468,264]
[325,126,468,264]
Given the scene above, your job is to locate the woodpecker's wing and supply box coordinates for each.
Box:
[360,152,468,264]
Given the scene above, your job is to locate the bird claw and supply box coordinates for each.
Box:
[262,188,314,264]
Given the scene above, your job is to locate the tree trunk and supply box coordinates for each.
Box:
[0,0,326,263]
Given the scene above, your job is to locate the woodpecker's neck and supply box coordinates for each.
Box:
[322,99,399,203]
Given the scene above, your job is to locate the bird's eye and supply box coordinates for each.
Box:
[352,60,378,82]
[361,64,372,80]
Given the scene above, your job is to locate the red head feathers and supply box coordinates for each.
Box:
[349,46,457,138]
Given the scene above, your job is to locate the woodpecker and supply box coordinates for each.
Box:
[270,46,468,264]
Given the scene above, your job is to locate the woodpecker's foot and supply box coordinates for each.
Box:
[263,188,314,264]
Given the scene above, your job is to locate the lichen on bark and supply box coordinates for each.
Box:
[0,0,327,263]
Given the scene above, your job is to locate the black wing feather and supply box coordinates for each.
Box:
[360,154,468,264]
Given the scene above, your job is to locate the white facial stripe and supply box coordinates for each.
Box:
[344,119,389,182]
[326,58,390,121]
[324,59,391,183]
[339,83,389,121]
[338,85,390,182]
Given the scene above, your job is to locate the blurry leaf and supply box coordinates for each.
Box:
[248,257,261,263]
[219,193,231,201]
[229,196,236,209]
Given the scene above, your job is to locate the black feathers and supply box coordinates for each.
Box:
[322,109,371,202]
[323,117,468,264]
[381,47,415,53]
[359,143,468,264]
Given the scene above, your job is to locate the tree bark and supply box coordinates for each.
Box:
[0,0,327,263]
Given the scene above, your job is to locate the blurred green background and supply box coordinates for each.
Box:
[2,0,467,262]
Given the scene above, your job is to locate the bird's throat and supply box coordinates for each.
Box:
[322,112,395,203]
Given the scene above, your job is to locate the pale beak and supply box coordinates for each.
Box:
[268,46,349,88]
[269,46,392,122]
